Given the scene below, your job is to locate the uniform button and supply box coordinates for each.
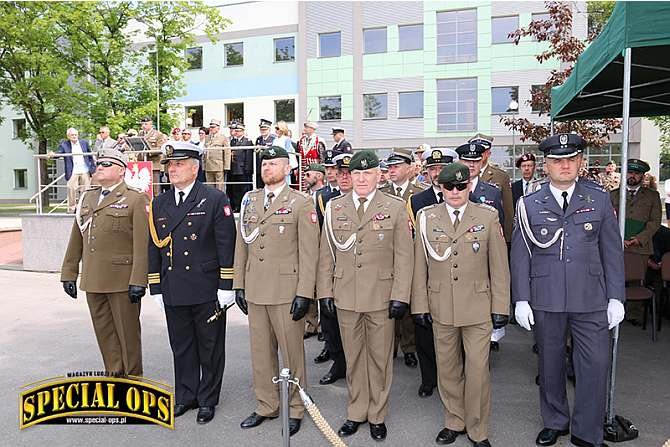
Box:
[91,236,95,240]
[94,213,98,217]
[166,252,171,257]
[358,239,363,244]
[168,266,172,271]
[357,264,362,268]
[184,236,188,240]
[184,251,189,256]
[357,251,362,256]
[259,258,264,262]
[261,232,265,237]
[453,264,458,268]
[185,265,190,270]
[188,222,192,226]
[90,248,95,252]
[454,277,458,281]
[92,224,96,228]
[162,224,166,228]
[453,251,458,256]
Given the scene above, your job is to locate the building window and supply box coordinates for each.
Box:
[531,12,555,40]
[491,86,519,114]
[185,47,202,70]
[12,118,27,139]
[185,105,203,128]
[436,9,477,64]
[224,42,244,67]
[398,24,423,51]
[398,91,424,118]
[363,27,387,54]
[274,37,295,62]
[491,16,519,44]
[363,93,388,119]
[275,99,295,123]
[319,96,342,121]
[225,103,244,125]
[531,84,550,113]
[14,169,28,189]
[319,32,341,58]
[437,78,477,133]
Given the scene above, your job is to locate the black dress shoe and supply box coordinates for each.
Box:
[303,331,317,340]
[404,352,418,368]
[314,348,330,364]
[196,406,215,424]
[570,435,608,447]
[436,428,466,444]
[174,402,197,417]
[319,369,345,385]
[370,422,387,441]
[536,427,569,446]
[288,418,301,436]
[490,341,500,352]
[469,437,492,447]
[338,419,364,437]
[240,411,277,428]
[418,383,435,397]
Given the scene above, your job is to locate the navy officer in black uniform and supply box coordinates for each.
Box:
[148,141,237,424]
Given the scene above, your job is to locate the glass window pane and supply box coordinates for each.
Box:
[185,47,202,70]
[398,91,424,118]
[225,42,243,66]
[436,9,477,63]
[491,86,519,114]
[363,27,387,54]
[186,105,204,128]
[363,93,388,119]
[275,99,295,122]
[319,96,342,120]
[398,24,423,51]
[274,37,295,62]
[437,78,477,133]
[319,32,341,58]
[225,103,244,125]
[491,16,519,44]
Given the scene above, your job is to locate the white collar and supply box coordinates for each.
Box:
[103,181,123,194]
[432,186,442,201]
[392,180,409,195]
[627,185,641,193]
[445,202,468,224]
[352,189,376,212]
[549,181,576,208]
[175,181,196,205]
[470,176,479,192]
[264,182,287,198]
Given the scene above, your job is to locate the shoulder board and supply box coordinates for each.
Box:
[581,181,607,193]
[379,191,404,202]
[421,203,440,213]
[127,186,144,194]
[290,188,311,200]
[483,180,501,190]
[331,193,348,202]
[473,202,498,214]
[85,185,102,191]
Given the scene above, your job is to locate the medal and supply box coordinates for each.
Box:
[279,225,285,234]
[472,242,480,253]
[584,223,593,231]
[540,228,548,236]
[190,233,198,240]
[378,233,384,241]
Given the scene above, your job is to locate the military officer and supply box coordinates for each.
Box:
[148,141,237,424]
[61,148,149,376]
[380,147,424,368]
[469,134,513,242]
[204,118,231,192]
[138,116,167,195]
[413,162,509,447]
[512,153,538,211]
[512,133,625,447]
[321,149,342,194]
[228,121,255,212]
[234,146,320,437]
[254,119,276,189]
[408,147,458,398]
[331,127,352,153]
[317,150,414,441]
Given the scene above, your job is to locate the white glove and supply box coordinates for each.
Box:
[515,301,535,331]
[607,299,625,330]
[217,289,235,310]
[151,294,164,311]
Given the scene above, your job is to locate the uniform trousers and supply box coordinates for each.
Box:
[164,301,226,407]
[322,309,346,375]
[205,171,225,191]
[86,292,142,376]
[248,302,306,419]
[415,323,438,387]
[338,308,394,424]
[304,300,319,335]
[433,320,492,442]
[534,310,610,446]
[394,313,416,354]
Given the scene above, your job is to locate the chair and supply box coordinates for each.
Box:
[624,252,656,341]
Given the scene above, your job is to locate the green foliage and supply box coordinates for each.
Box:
[587,1,616,37]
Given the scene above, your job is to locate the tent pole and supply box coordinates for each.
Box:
[550,117,555,135]
[608,46,632,425]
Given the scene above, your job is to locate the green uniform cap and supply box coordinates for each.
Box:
[306,163,325,174]
[261,146,289,160]
[437,162,470,185]
[349,150,379,171]
[627,158,650,173]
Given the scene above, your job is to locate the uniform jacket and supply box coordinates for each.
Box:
[229,136,254,175]
[317,190,414,313]
[409,187,439,218]
[56,139,96,180]
[61,183,149,293]
[233,185,320,304]
[610,186,661,256]
[470,179,505,236]
[512,179,524,212]
[138,128,167,171]
[148,181,236,306]
[481,163,513,241]
[332,139,352,153]
[205,132,231,172]
[412,203,510,326]
[379,181,425,202]
[511,181,625,313]
[255,134,276,147]
[316,187,341,228]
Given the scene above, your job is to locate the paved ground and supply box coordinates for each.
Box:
[1,269,669,447]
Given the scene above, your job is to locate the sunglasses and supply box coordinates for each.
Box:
[96,160,120,168]
[442,182,469,191]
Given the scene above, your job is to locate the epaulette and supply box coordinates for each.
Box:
[127,186,145,194]
[85,185,102,191]
[290,188,311,200]
[581,180,607,194]
[474,202,498,214]
[420,203,440,213]
[379,191,404,202]
[331,194,348,202]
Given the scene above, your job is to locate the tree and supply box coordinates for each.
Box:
[587,1,616,38]
[500,1,621,148]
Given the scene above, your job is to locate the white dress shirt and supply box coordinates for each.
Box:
[445,202,468,225]
[174,180,196,206]
[352,189,376,214]
[71,140,89,175]
[98,181,123,205]
[391,180,409,197]
[264,182,287,208]
[469,176,480,192]
[549,182,576,210]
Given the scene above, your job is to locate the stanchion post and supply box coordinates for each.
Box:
[279,368,291,447]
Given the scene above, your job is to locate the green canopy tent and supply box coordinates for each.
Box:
[551,2,670,441]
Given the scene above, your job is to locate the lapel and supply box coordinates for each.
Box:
[94,183,127,211]
[339,193,359,225]
[537,183,564,217]
[452,203,478,240]
[358,190,384,228]
[165,181,203,234]
[565,182,588,217]
[431,204,451,236]
[469,181,485,204]
[261,184,291,221]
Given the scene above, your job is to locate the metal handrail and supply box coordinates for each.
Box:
[47,198,68,214]
[29,173,64,202]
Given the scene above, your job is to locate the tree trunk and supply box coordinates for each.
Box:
[38,138,50,209]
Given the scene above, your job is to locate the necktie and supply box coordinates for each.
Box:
[524,181,529,195]
[177,191,185,207]
[357,197,367,221]
[628,189,636,200]
[437,192,444,203]
[98,189,110,205]
[453,210,460,230]
[561,191,568,213]
[265,192,275,211]
[395,186,402,197]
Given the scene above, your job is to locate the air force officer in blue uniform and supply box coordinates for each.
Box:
[511,134,625,447]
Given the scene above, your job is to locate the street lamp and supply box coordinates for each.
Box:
[508,99,519,173]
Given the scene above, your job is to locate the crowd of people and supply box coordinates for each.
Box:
[56,117,667,446]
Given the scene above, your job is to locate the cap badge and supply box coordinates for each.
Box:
[361,159,368,168]
[343,156,351,166]
[455,171,463,181]
[559,134,568,145]
[268,148,276,156]
[432,150,441,160]
[165,145,174,156]
[470,144,476,151]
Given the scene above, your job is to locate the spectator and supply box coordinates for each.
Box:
[181,128,194,143]
[197,126,208,146]
[50,127,96,213]
[512,153,537,211]
[599,160,621,191]
[94,126,116,152]
[274,121,299,183]
[170,127,181,141]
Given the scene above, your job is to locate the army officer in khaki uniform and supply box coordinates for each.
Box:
[317,150,414,442]
[412,163,509,447]
[234,146,320,437]
[204,118,231,191]
[61,148,149,376]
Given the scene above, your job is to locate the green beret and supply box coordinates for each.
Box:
[261,146,289,161]
[349,150,379,171]
[627,158,650,173]
[438,162,470,185]
[306,163,325,174]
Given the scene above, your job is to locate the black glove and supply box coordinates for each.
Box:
[388,300,408,320]
[413,313,433,328]
[492,313,509,329]
[319,297,336,318]
[62,281,77,299]
[290,296,311,321]
[128,285,146,304]
[235,289,248,315]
